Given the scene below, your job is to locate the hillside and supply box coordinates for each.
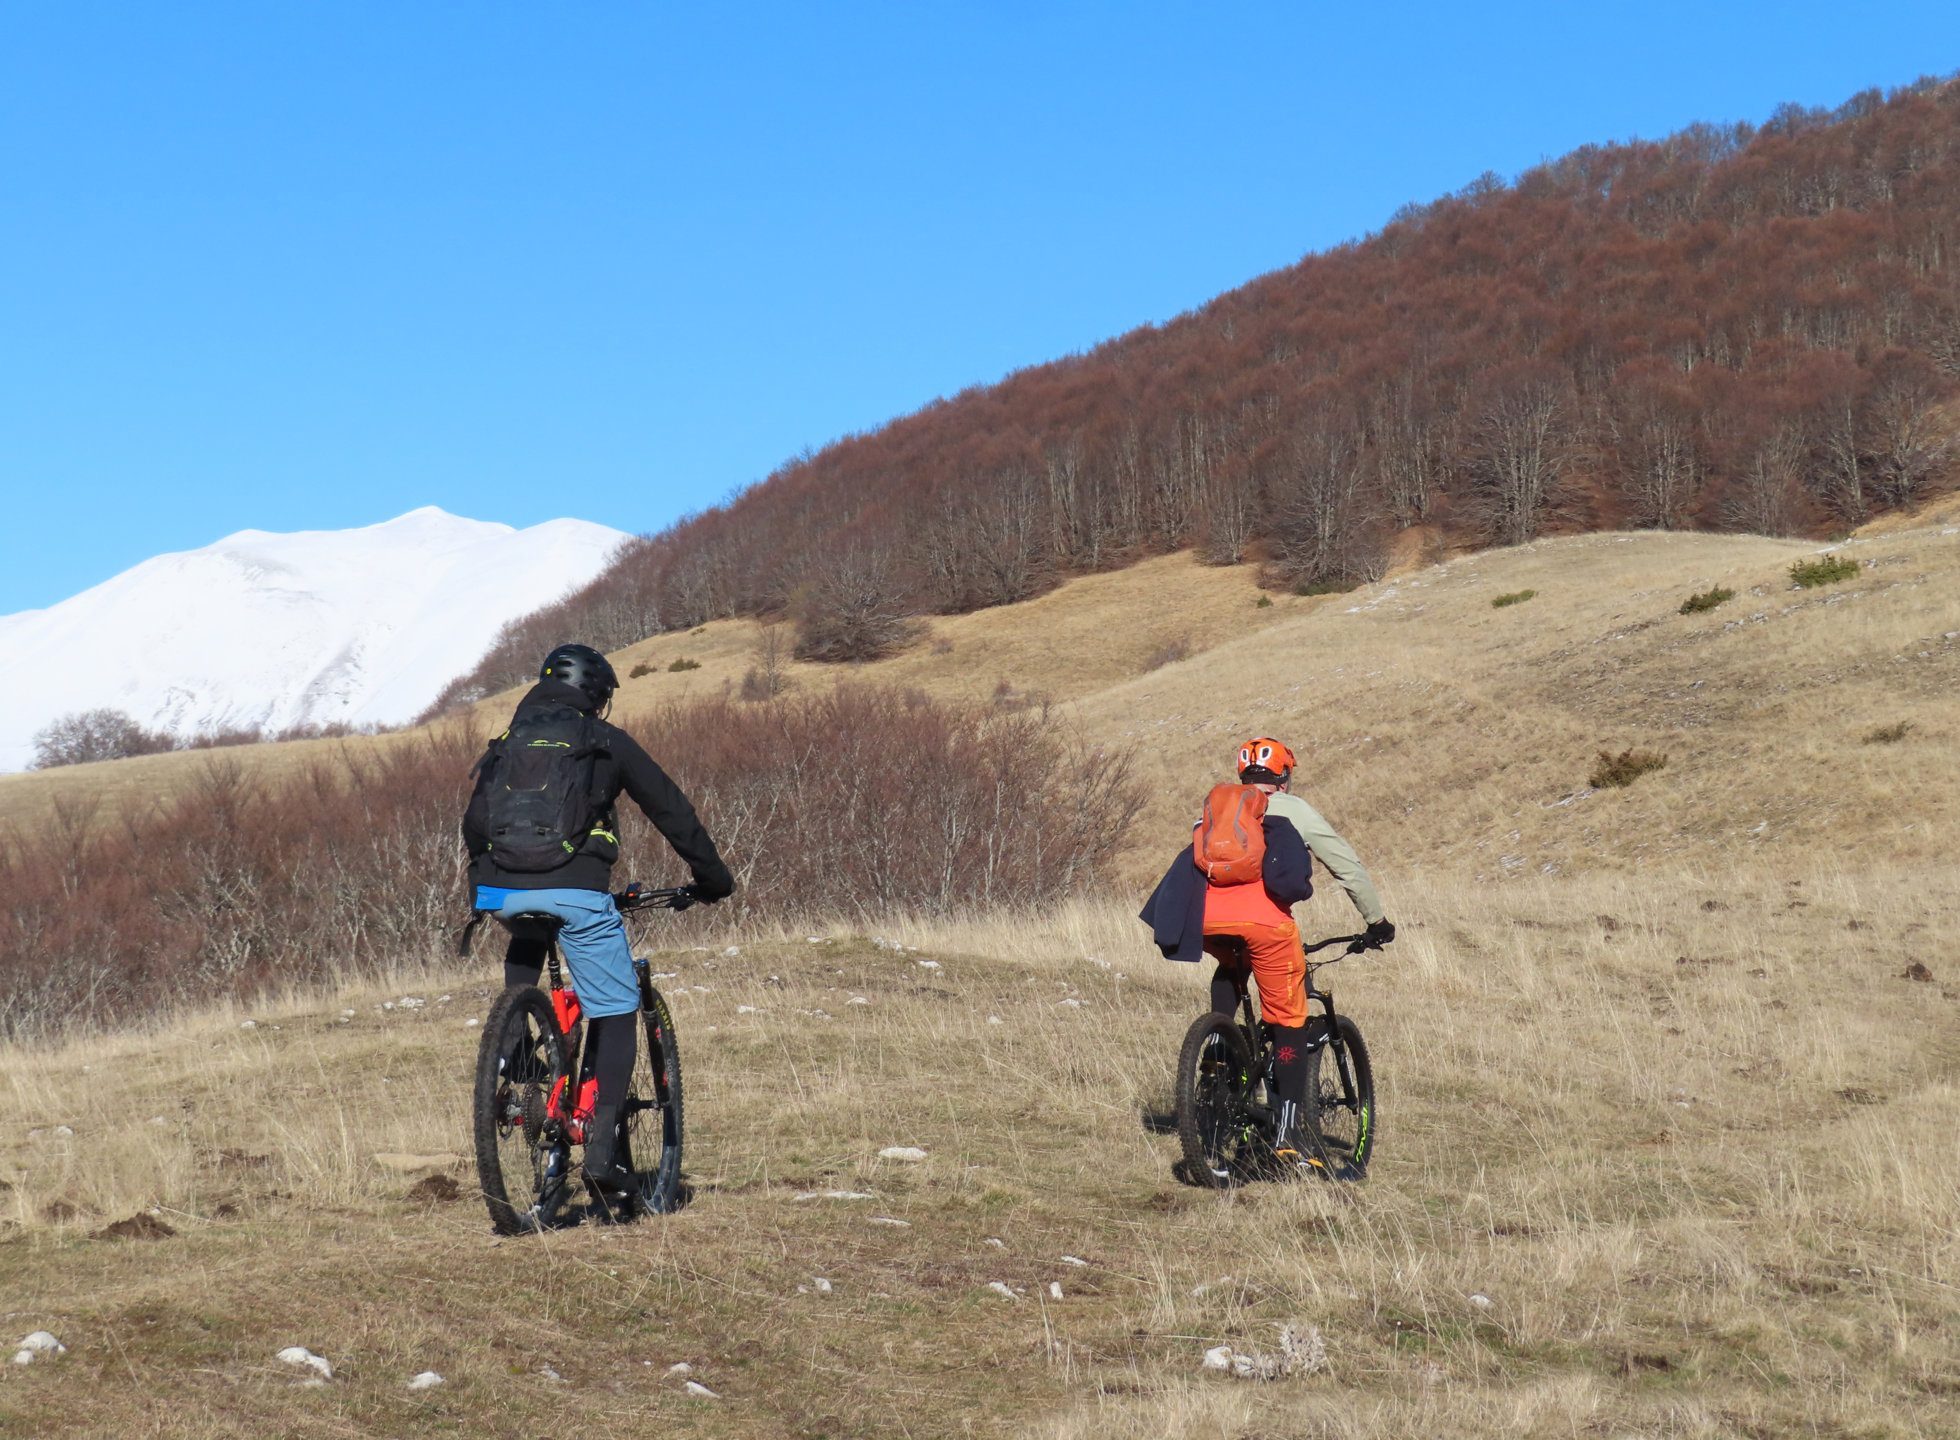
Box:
[437,77,1960,707]
[4,512,1955,884]
[4,517,1958,1435]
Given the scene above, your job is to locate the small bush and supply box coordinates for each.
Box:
[628,661,654,679]
[1492,590,1537,608]
[1790,555,1859,588]
[668,658,701,673]
[1143,638,1191,672]
[1255,596,1274,609]
[31,708,175,768]
[1863,721,1913,745]
[1590,747,1668,788]
[1679,586,1735,614]
[1294,578,1357,597]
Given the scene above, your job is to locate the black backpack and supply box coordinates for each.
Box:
[470,706,611,873]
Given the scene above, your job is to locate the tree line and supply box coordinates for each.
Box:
[431,75,1960,707]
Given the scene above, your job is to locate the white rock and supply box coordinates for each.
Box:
[1203,1345,1235,1372]
[814,1277,833,1294]
[916,960,941,970]
[240,1020,257,1029]
[722,946,741,957]
[465,1019,479,1027]
[1048,1282,1064,1300]
[652,971,678,979]
[848,996,868,1005]
[878,1146,928,1162]
[17,1332,64,1360]
[869,1216,910,1227]
[276,1345,332,1379]
[807,937,825,943]
[1062,998,1082,1008]
[1469,1293,1493,1310]
[407,1371,443,1390]
[1060,1255,1088,1266]
[792,1190,874,1201]
[986,1281,1019,1300]
[737,1005,759,1014]
[987,1016,1003,1024]
[985,1237,1005,1248]
[538,1365,564,1381]
[684,1380,719,1398]
[11,1351,31,1366]
[52,1126,72,1138]
[666,1361,693,1376]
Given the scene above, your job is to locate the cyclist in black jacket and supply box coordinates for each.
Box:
[462,642,735,1193]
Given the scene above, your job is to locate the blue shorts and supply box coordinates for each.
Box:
[475,886,640,1018]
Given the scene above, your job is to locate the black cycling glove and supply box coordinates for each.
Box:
[1364,918,1397,947]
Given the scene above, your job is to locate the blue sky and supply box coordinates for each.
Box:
[3,3,1958,613]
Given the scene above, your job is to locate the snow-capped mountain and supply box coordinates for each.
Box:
[0,507,629,771]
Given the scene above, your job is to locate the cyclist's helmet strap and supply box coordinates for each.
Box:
[540,642,619,709]
[1237,736,1295,785]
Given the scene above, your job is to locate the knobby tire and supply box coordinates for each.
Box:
[1175,1012,1257,1189]
[620,974,685,1215]
[472,986,572,1235]
[1304,1014,1375,1180]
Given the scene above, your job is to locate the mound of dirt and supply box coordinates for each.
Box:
[92,1213,176,1241]
[406,1173,463,1204]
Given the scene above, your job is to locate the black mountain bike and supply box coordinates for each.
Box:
[462,885,690,1234]
[1174,931,1380,1187]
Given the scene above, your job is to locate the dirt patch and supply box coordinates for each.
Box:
[41,1199,80,1222]
[406,1173,464,1204]
[92,1212,176,1241]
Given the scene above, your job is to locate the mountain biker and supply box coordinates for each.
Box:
[461,642,735,1195]
[1142,737,1393,1171]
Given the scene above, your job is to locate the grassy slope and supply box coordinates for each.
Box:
[4,520,1960,1436]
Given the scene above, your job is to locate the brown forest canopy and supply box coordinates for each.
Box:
[434,78,1960,711]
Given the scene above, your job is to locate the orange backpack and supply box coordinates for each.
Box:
[1192,783,1268,885]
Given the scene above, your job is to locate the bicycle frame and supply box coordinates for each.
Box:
[1216,935,1368,1130]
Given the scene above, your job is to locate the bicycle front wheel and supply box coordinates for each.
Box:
[1305,1014,1375,1180]
[618,977,684,1215]
[472,986,574,1234]
[1175,1012,1259,1188]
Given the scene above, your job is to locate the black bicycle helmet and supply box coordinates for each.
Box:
[539,643,619,708]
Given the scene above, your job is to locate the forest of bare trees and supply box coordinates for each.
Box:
[432,77,1960,709]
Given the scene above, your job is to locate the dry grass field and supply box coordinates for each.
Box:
[4,516,1959,1436]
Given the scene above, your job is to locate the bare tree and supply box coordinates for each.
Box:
[1267,404,1384,589]
[1722,422,1811,536]
[31,709,174,769]
[1374,370,1450,527]
[1467,367,1572,545]
[1607,366,1703,529]
[793,547,918,663]
[1864,354,1953,509]
[740,621,793,702]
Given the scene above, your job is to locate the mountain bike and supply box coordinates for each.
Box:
[1174,931,1379,1187]
[462,885,691,1234]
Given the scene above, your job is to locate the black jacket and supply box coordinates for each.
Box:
[1139,817,1313,963]
[462,680,735,897]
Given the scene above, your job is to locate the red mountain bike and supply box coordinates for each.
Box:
[464,886,689,1233]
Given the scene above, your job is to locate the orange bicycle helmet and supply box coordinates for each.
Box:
[1237,736,1296,784]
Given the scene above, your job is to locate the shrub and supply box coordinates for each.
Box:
[0,688,1143,1041]
[793,550,918,663]
[30,709,175,768]
[1492,590,1537,608]
[1863,721,1913,744]
[668,658,701,672]
[1294,578,1357,597]
[1679,586,1735,614]
[1590,747,1668,788]
[628,661,654,679]
[1143,638,1190,672]
[1789,555,1859,588]
[1255,596,1274,609]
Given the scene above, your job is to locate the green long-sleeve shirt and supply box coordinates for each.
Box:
[1263,791,1385,926]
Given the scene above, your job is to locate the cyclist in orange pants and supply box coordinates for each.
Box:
[1203,738,1393,1169]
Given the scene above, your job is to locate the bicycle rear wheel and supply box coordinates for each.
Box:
[472,986,573,1234]
[617,976,684,1215]
[1304,1015,1375,1180]
[1175,1012,1259,1188]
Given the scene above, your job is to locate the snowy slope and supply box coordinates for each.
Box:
[0,507,629,771]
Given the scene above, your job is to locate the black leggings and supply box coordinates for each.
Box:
[1210,961,1311,1110]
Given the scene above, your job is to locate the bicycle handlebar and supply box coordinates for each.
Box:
[1303,930,1390,964]
[613,883,698,913]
